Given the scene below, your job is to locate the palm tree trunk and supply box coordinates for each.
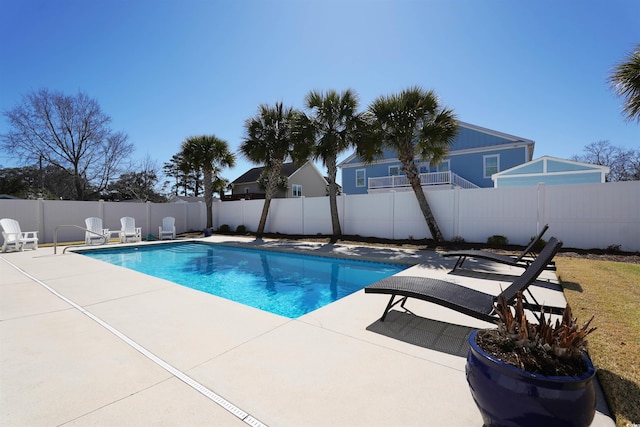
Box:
[256,197,271,238]
[326,154,342,243]
[203,168,213,229]
[403,161,444,242]
[256,160,283,238]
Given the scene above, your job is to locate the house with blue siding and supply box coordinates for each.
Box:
[338,121,534,194]
[491,156,609,187]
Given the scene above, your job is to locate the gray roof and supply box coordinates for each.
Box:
[232,162,301,184]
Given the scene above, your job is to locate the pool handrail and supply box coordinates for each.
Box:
[54,224,109,254]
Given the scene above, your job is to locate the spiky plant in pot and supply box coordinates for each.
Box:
[467,292,598,427]
[476,291,596,376]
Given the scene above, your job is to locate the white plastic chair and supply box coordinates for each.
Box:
[85,217,109,245]
[158,216,176,240]
[0,218,38,252]
[120,217,142,243]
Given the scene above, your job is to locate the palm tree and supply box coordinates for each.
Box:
[609,44,640,123]
[361,86,458,243]
[181,135,236,229]
[241,102,305,238]
[302,89,366,243]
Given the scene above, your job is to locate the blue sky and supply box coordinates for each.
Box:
[1,0,638,185]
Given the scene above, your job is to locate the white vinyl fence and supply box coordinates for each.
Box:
[0,199,207,245]
[1,181,639,251]
[212,181,640,252]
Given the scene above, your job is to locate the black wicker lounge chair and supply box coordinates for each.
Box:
[441,224,550,272]
[365,237,563,323]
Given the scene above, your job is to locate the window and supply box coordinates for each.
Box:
[484,155,499,178]
[389,166,400,176]
[418,163,429,174]
[244,188,250,195]
[355,169,366,187]
[292,184,302,197]
[437,160,450,172]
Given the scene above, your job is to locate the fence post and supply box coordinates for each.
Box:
[213,199,221,231]
[339,194,346,236]
[37,198,45,243]
[391,191,395,240]
[300,196,305,235]
[453,187,460,239]
[536,183,546,234]
[146,201,152,239]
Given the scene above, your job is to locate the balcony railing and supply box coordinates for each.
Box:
[368,171,479,190]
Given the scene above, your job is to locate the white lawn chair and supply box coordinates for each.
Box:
[0,218,39,252]
[158,216,176,240]
[85,217,109,245]
[120,217,142,243]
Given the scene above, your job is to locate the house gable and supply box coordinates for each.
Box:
[492,156,609,187]
[230,161,327,198]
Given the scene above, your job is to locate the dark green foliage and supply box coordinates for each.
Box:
[218,224,231,233]
[487,235,508,247]
[605,244,622,254]
[236,225,247,234]
[531,237,546,253]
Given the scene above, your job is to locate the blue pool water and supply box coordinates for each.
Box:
[80,242,407,318]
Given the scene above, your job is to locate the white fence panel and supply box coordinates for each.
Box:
[343,193,394,239]
[0,199,41,236]
[186,202,206,232]
[391,192,430,240]
[215,199,265,232]
[455,187,540,245]
[302,196,332,235]
[150,203,191,236]
[44,200,102,243]
[267,198,303,234]
[103,203,148,237]
[215,199,241,231]
[423,189,457,240]
[541,181,640,251]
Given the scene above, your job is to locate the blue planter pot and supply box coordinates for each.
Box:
[466,330,596,427]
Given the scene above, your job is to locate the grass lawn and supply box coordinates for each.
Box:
[555,256,640,427]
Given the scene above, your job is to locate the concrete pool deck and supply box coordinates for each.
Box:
[1,236,614,426]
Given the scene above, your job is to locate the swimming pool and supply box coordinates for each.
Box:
[79,242,408,318]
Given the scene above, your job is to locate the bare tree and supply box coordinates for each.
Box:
[571,140,637,182]
[1,89,134,200]
[106,156,166,202]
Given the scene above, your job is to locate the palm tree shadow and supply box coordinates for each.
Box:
[560,280,584,292]
[366,310,474,358]
[596,369,640,422]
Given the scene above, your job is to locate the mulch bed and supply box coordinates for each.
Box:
[251,233,640,264]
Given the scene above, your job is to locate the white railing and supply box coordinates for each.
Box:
[368,171,479,190]
[451,174,479,189]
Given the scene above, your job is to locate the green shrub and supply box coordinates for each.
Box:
[531,237,546,252]
[451,235,465,243]
[218,224,230,233]
[605,244,621,254]
[236,224,246,234]
[487,235,508,247]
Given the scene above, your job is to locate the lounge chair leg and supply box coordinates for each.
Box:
[380,295,408,322]
[452,256,465,272]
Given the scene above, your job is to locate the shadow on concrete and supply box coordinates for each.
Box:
[366,310,474,358]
